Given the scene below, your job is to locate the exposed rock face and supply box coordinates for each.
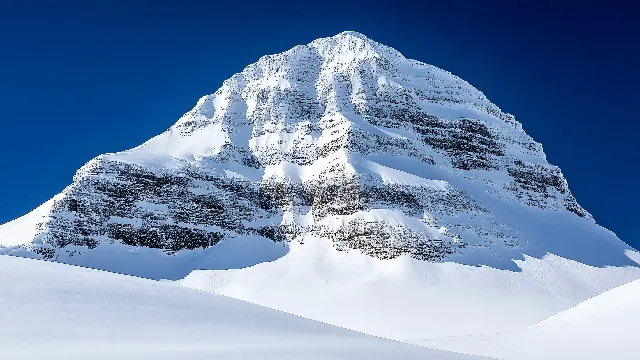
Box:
[5,31,591,264]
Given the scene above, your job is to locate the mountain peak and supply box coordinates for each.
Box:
[311,30,378,45]
[334,30,370,39]
[308,31,404,64]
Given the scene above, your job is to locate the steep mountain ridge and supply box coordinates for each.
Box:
[1,31,609,275]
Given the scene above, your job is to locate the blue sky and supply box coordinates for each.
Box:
[0,1,638,247]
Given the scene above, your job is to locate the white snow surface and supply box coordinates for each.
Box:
[181,238,640,342]
[412,278,640,359]
[0,195,60,247]
[0,255,484,360]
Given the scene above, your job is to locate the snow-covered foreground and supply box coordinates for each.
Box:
[414,278,640,359]
[179,239,640,359]
[181,237,640,342]
[2,251,638,360]
[0,255,484,360]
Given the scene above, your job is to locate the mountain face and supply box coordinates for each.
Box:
[0,31,632,276]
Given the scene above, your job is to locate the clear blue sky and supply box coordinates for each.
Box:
[0,1,638,247]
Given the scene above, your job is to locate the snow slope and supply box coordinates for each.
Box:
[0,255,484,360]
[0,195,59,247]
[181,237,640,341]
[413,278,640,359]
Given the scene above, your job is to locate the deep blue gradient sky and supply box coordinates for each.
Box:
[0,1,638,246]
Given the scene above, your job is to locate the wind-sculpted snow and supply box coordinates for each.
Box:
[0,255,486,360]
[413,274,640,359]
[0,31,631,277]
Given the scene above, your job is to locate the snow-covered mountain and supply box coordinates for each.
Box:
[1,31,639,348]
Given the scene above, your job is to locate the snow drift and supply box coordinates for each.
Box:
[414,277,640,359]
[0,255,484,360]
